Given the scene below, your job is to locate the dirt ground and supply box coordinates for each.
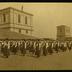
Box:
[0,49,72,70]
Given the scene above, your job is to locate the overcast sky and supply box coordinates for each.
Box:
[0,3,72,39]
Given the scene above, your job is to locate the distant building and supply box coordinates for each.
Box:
[57,25,71,41]
[0,7,33,36]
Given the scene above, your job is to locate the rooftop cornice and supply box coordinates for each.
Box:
[0,7,33,16]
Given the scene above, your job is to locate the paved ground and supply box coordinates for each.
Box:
[0,49,72,70]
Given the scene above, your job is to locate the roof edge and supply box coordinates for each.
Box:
[0,7,34,16]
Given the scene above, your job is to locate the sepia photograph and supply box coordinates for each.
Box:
[0,2,72,70]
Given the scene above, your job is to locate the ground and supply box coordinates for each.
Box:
[0,49,72,70]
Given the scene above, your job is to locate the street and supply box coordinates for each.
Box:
[0,49,72,70]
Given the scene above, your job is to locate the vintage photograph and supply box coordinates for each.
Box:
[0,3,72,70]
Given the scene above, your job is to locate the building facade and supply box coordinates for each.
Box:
[0,7,33,36]
[57,25,71,41]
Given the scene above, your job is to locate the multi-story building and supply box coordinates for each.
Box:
[0,7,33,37]
[57,25,71,41]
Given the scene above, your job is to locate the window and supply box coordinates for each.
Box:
[3,14,6,22]
[25,16,27,24]
[19,29,21,33]
[26,30,28,34]
[66,28,70,33]
[60,28,62,33]
[18,14,21,23]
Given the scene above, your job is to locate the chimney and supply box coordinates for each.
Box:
[21,5,23,11]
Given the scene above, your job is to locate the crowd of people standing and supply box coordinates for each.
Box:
[0,39,72,58]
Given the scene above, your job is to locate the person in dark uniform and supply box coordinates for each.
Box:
[10,41,13,53]
[10,41,18,55]
[70,41,72,50]
[33,41,36,56]
[1,41,4,54]
[47,41,53,55]
[54,42,59,53]
[57,41,61,52]
[29,41,35,56]
[35,40,41,58]
[63,42,67,52]
[1,41,10,58]
[20,41,26,56]
[42,41,47,56]
[26,40,30,51]
[14,41,19,55]
[60,42,65,52]
[67,41,72,51]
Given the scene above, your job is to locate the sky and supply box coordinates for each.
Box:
[0,3,72,39]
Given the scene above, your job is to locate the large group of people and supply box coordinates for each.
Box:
[0,39,72,58]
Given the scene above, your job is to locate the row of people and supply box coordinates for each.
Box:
[0,40,72,58]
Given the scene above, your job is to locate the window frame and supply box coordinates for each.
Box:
[3,14,6,22]
[19,29,21,33]
[25,16,27,24]
[26,30,28,34]
[18,14,21,23]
